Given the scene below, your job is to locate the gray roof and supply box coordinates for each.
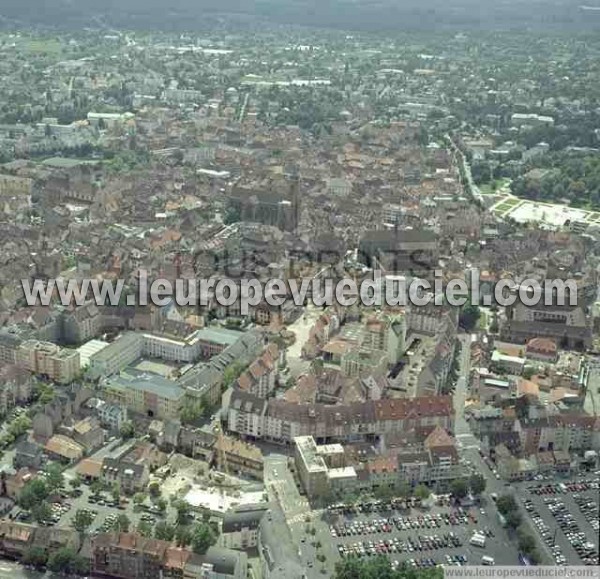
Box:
[222,508,266,533]
[192,327,245,346]
[0,332,22,347]
[16,440,42,457]
[204,546,241,575]
[103,369,184,400]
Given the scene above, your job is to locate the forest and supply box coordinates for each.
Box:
[511,153,600,209]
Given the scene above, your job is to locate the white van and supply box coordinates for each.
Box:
[481,555,495,565]
[469,534,486,548]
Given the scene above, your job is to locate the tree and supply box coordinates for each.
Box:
[414,485,431,500]
[7,415,32,438]
[22,546,48,568]
[133,492,147,506]
[505,509,522,529]
[450,478,469,499]
[459,304,481,331]
[69,475,82,489]
[374,485,395,501]
[31,501,53,523]
[90,479,105,497]
[70,555,90,575]
[111,482,121,503]
[34,381,55,405]
[115,513,130,533]
[334,555,442,579]
[222,362,245,390]
[19,478,49,509]
[174,499,191,526]
[522,367,536,380]
[73,509,95,533]
[176,525,192,547]
[155,521,176,541]
[156,497,167,513]
[469,474,486,495]
[44,464,64,494]
[180,401,204,425]
[517,526,537,554]
[120,421,135,439]
[148,480,161,498]
[137,520,154,537]
[489,314,499,334]
[47,547,75,572]
[397,481,411,499]
[191,523,216,555]
[496,494,518,515]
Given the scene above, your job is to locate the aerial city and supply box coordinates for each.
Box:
[0,1,598,578]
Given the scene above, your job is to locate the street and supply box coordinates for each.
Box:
[264,454,336,578]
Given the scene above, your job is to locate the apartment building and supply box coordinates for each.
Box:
[92,533,170,579]
[101,458,149,494]
[17,340,80,384]
[363,311,407,365]
[220,508,266,551]
[235,343,279,398]
[0,333,21,365]
[216,435,264,480]
[294,436,330,498]
[0,366,32,416]
[91,534,247,579]
[88,332,144,379]
[224,389,454,444]
[102,369,185,420]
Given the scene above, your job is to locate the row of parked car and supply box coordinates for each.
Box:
[527,479,599,495]
[327,498,423,515]
[544,497,598,566]
[330,510,475,538]
[523,498,567,566]
[337,534,466,558]
[573,493,599,532]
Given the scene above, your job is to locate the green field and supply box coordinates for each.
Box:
[479,178,511,195]
[493,203,515,214]
[21,39,62,55]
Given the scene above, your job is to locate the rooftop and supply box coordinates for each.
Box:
[103,369,185,401]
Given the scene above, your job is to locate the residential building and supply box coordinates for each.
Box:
[44,434,84,463]
[68,416,105,450]
[98,402,129,432]
[91,533,247,579]
[235,343,279,398]
[13,440,44,470]
[491,350,526,375]
[0,365,32,416]
[91,533,170,579]
[17,340,80,384]
[101,458,149,494]
[220,508,266,551]
[525,338,558,363]
[224,390,454,444]
[294,436,330,499]
[88,333,144,380]
[216,435,264,480]
[102,369,185,420]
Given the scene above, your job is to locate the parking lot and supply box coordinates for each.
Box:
[326,499,520,568]
[11,477,171,535]
[523,477,599,566]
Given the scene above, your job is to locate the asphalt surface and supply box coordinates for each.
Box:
[329,503,521,566]
[264,453,337,578]
[520,482,600,565]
